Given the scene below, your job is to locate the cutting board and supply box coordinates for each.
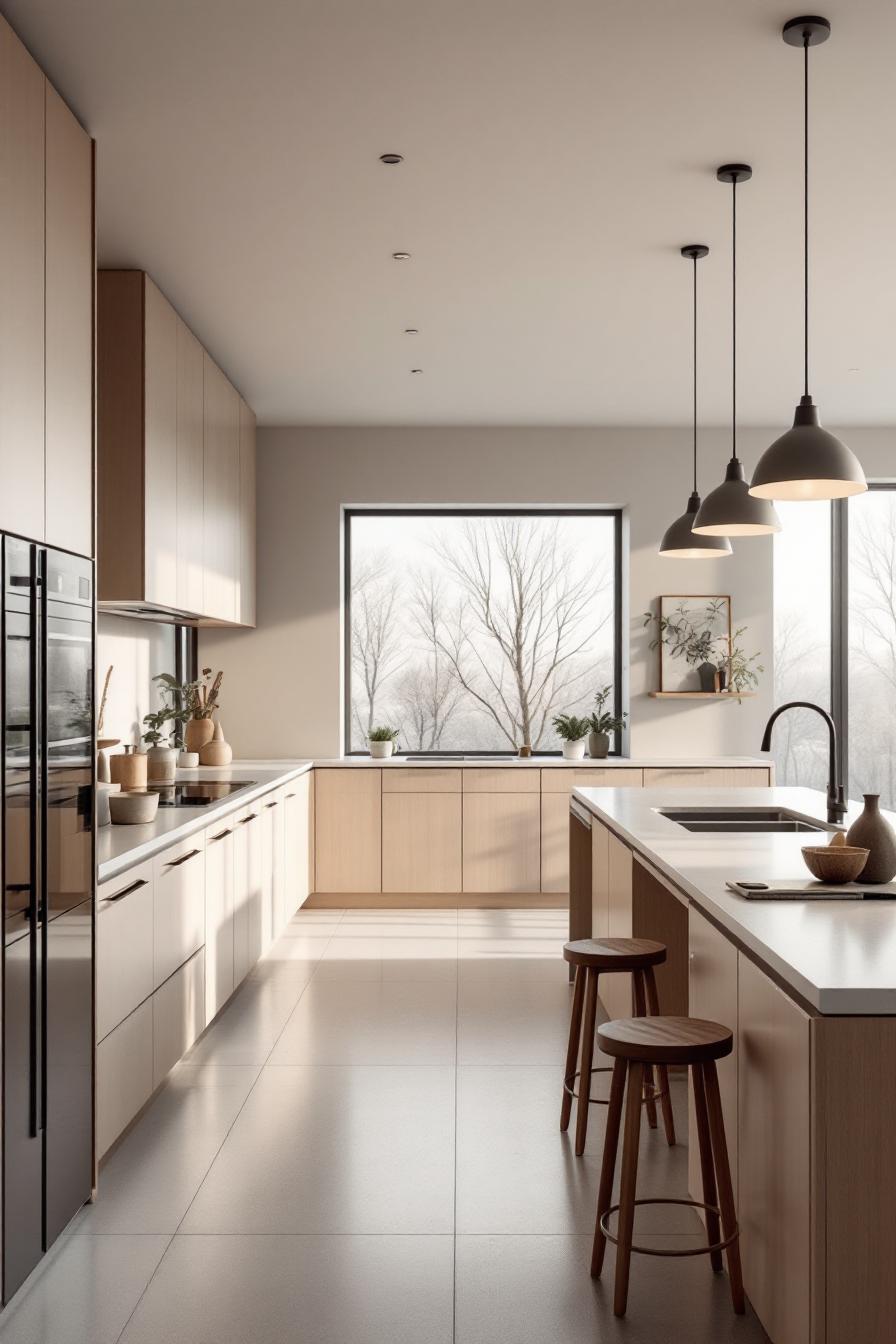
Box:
[727,879,896,900]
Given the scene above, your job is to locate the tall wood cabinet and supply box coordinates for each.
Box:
[97,270,256,624]
[0,16,94,555]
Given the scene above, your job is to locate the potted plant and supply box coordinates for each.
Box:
[154,668,223,755]
[367,726,400,759]
[141,707,179,785]
[644,602,761,700]
[587,686,628,758]
[552,713,591,761]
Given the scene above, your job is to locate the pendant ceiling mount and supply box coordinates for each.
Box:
[750,15,866,502]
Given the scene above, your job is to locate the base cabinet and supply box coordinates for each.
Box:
[205,821,236,1020]
[152,950,206,1089]
[541,769,642,893]
[284,774,313,916]
[383,792,462,892]
[233,805,265,983]
[96,861,154,1042]
[96,1000,154,1159]
[152,836,205,988]
[462,792,540,893]
[314,769,381,893]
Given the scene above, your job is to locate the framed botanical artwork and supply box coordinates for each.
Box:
[653,595,732,693]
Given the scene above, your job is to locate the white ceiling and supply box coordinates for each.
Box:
[5,0,896,427]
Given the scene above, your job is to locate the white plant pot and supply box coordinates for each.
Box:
[368,740,394,759]
[561,739,587,761]
[146,745,177,786]
[178,751,199,768]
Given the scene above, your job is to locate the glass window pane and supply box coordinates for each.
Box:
[848,488,896,809]
[347,512,619,754]
[772,500,831,788]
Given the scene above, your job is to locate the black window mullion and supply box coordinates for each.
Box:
[830,496,849,798]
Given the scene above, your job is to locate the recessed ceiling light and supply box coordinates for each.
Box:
[404,328,419,335]
[380,153,403,164]
[392,251,411,260]
[410,368,423,374]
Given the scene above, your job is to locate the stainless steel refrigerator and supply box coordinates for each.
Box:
[2,536,95,1302]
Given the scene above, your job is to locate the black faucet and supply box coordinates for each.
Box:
[760,701,847,825]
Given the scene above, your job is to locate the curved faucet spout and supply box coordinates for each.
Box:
[761,701,846,825]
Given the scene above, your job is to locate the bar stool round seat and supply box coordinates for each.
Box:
[563,938,667,970]
[560,938,675,1155]
[591,1014,744,1320]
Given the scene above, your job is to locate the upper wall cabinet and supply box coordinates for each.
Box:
[0,17,94,555]
[97,270,256,625]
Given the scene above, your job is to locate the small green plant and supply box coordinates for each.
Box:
[142,677,188,747]
[141,707,176,747]
[368,725,400,743]
[154,668,223,721]
[551,713,591,742]
[588,685,628,736]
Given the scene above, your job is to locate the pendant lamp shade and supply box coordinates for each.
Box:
[693,165,781,537]
[659,244,732,560]
[748,17,866,503]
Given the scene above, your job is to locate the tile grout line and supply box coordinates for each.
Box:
[110,912,343,1344]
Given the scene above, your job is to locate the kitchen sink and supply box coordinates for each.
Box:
[658,807,833,835]
[399,755,516,762]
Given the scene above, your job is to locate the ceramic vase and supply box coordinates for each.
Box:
[562,739,587,761]
[697,661,717,692]
[199,719,233,767]
[111,746,148,790]
[146,745,177,786]
[185,717,214,754]
[846,794,896,883]
[588,731,610,759]
[368,740,394,759]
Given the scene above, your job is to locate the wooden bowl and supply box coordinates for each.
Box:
[109,790,159,826]
[801,844,869,883]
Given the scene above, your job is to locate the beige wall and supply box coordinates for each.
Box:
[97,615,176,749]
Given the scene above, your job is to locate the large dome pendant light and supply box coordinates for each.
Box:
[750,16,866,501]
[659,246,732,559]
[693,167,781,536]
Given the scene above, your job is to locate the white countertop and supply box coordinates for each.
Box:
[572,784,896,1016]
[315,755,769,769]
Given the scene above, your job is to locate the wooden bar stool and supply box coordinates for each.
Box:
[591,1016,744,1319]
[560,939,675,1156]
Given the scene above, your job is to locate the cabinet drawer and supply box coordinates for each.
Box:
[382,768,461,794]
[152,835,206,989]
[462,767,540,794]
[96,999,153,1158]
[643,767,770,788]
[541,767,643,793]
[153,948,206,1088]
[96,858,154,1041]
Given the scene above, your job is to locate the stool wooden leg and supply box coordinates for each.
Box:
[613,1060,644,1317]
[632,972,658,1130]
[691,1061,722,1271]
[590,1057,626,1278]
[574,968,599,1155]
[643,966,676,1146]
[560,966,586,1132]
[702,1060,745,1315]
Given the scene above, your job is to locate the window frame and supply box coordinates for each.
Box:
[343,506,625,757]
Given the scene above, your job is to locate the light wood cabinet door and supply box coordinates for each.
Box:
[96,999,153,1158]
[643,767,771,789]
[202,354,240,622]
[462,768,540,793]
[541,769,642,892]
[591,821,609,938]
[152,948,206,1088]
[314,769,381,893]
[0,18,45,541]
[238,398,256,626]
[233,805,265,983]
[152,836,206,989]
[688,907,739,1214]
[462,793,540,893]
[205,821,235,1020]
[144,277,178,604]
[284,773,312,914]
[599,833,634,1020]
[738,953,811,1344]
[44,83,93,557]
[382,793,462,893]
[175,317,205,613]
[96,861,154,1041]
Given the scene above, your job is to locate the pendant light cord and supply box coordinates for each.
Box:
[692,251,698,493]
[731,174,737,458]
[803,33,810,398]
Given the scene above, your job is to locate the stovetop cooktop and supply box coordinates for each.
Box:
[149,781,256,808]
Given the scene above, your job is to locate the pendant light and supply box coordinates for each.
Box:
[692,167,781,536]
[750,16,866,501]
[659,245,732,559]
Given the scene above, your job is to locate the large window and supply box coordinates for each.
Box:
[773,484,896,809]
[345,509,623,755]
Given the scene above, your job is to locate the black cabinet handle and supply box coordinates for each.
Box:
[239,813,258,824]
[265,801,278,809]
[165,848,201,868]
[100,877,149,904]
[209,828,233,842]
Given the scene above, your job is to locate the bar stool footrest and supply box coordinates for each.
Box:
[599,1198,739,1258]
[564,1067,669,1108]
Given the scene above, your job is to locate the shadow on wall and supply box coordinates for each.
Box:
[97,616,177,748]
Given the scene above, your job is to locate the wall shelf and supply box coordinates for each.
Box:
[648,691,756,699]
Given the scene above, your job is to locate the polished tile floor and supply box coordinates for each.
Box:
[0,907,770,1343]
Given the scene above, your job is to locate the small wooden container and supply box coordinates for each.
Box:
[802,845,869,883]
[110,747,148,790]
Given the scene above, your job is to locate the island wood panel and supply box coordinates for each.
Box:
[462,792,540,892]
[382,768,461,794]
[591,821,609,938]
[631,858,688,1016]
[687,907,739,1216]
[643,767,771,789]
[175,317,205,613]
[541,768,642,891]
[314,768,381,893]
[144,277,178,606]
[44,83,93,557]
[599,832,634,1021]
[0,18,45,542]
[738,952,811,1344]
[382,793,462,892]
[462,768,540,793]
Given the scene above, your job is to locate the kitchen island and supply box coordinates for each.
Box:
[571,784,896,1344]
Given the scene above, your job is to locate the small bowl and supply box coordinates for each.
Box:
[109,790,159,826]
[801,844,869,884]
